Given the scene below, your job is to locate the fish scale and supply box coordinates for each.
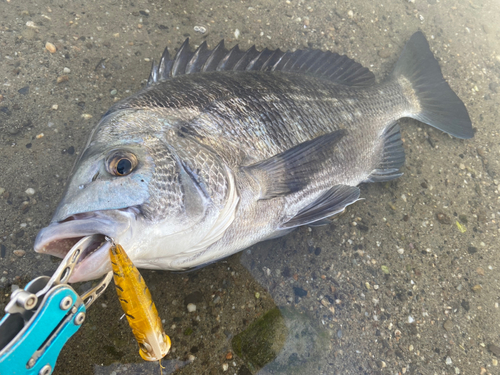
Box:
[126,72,405,166]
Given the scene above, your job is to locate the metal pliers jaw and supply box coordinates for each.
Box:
[0,235,113,375]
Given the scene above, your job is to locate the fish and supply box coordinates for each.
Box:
[34,31,473,282]
[109,239,171,362]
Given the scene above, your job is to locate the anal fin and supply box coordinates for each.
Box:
[307,218,332,227]
[364,123,405,183]
[280,185,360,229]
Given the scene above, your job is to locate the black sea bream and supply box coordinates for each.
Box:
[34,32,473,282]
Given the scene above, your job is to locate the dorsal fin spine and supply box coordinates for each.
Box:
[202,40,226,72]
[146,39,375,87]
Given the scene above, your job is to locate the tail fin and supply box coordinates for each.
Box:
[392,31,473,139]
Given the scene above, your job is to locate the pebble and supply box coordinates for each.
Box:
[63,67,71,74]
[25,188,35,196]
[397,248,404,255]
[81,114,93,119]
[56,75,69,83]
[293,286,307,297]
[187,303,196,312]
[493,358,498,366]
[461,300,470,311]
[446,356,453,365]
[436,212,451,224]
[18,86,29,95]
[225,352,233,360]
[467,246,478,254]
[51,104,58,110]
[193,26,207,34]
[13,250,26,257]
[222,363,228,371]
[45,42,56,53]
[234,29,240,39]
[110,89,117,96]
[377,360,386,368]
[444,319,453,331]
[347,10,354,18]
[20,201,30,213]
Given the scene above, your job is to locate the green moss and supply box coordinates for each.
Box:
[232,307,287,372]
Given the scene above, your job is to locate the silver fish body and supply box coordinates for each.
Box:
[34,32,473,281]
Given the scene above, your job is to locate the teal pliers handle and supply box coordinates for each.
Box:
[0,236,113,375]
[0,277,86,375]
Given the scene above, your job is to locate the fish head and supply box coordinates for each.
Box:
[35,109,225,282]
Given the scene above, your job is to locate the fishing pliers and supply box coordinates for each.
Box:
[0,235,113,375]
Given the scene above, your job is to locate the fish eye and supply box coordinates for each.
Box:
[106,151,138,176]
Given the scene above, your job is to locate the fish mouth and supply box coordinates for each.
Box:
[34,209,137,282]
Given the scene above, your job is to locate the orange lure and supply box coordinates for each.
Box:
[109,241,171,362]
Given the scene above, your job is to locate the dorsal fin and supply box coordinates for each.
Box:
[146,39,375,87]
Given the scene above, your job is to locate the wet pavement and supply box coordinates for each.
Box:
[1,0,499,374]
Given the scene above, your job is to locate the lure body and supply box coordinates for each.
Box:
[109,243,171,361]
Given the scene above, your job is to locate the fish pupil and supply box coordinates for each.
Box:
[117,158,132,175]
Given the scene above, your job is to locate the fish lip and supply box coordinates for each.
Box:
[34,208,136,282]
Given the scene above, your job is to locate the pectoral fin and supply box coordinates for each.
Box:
[242,130,346,199]
[280,184,360,229]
